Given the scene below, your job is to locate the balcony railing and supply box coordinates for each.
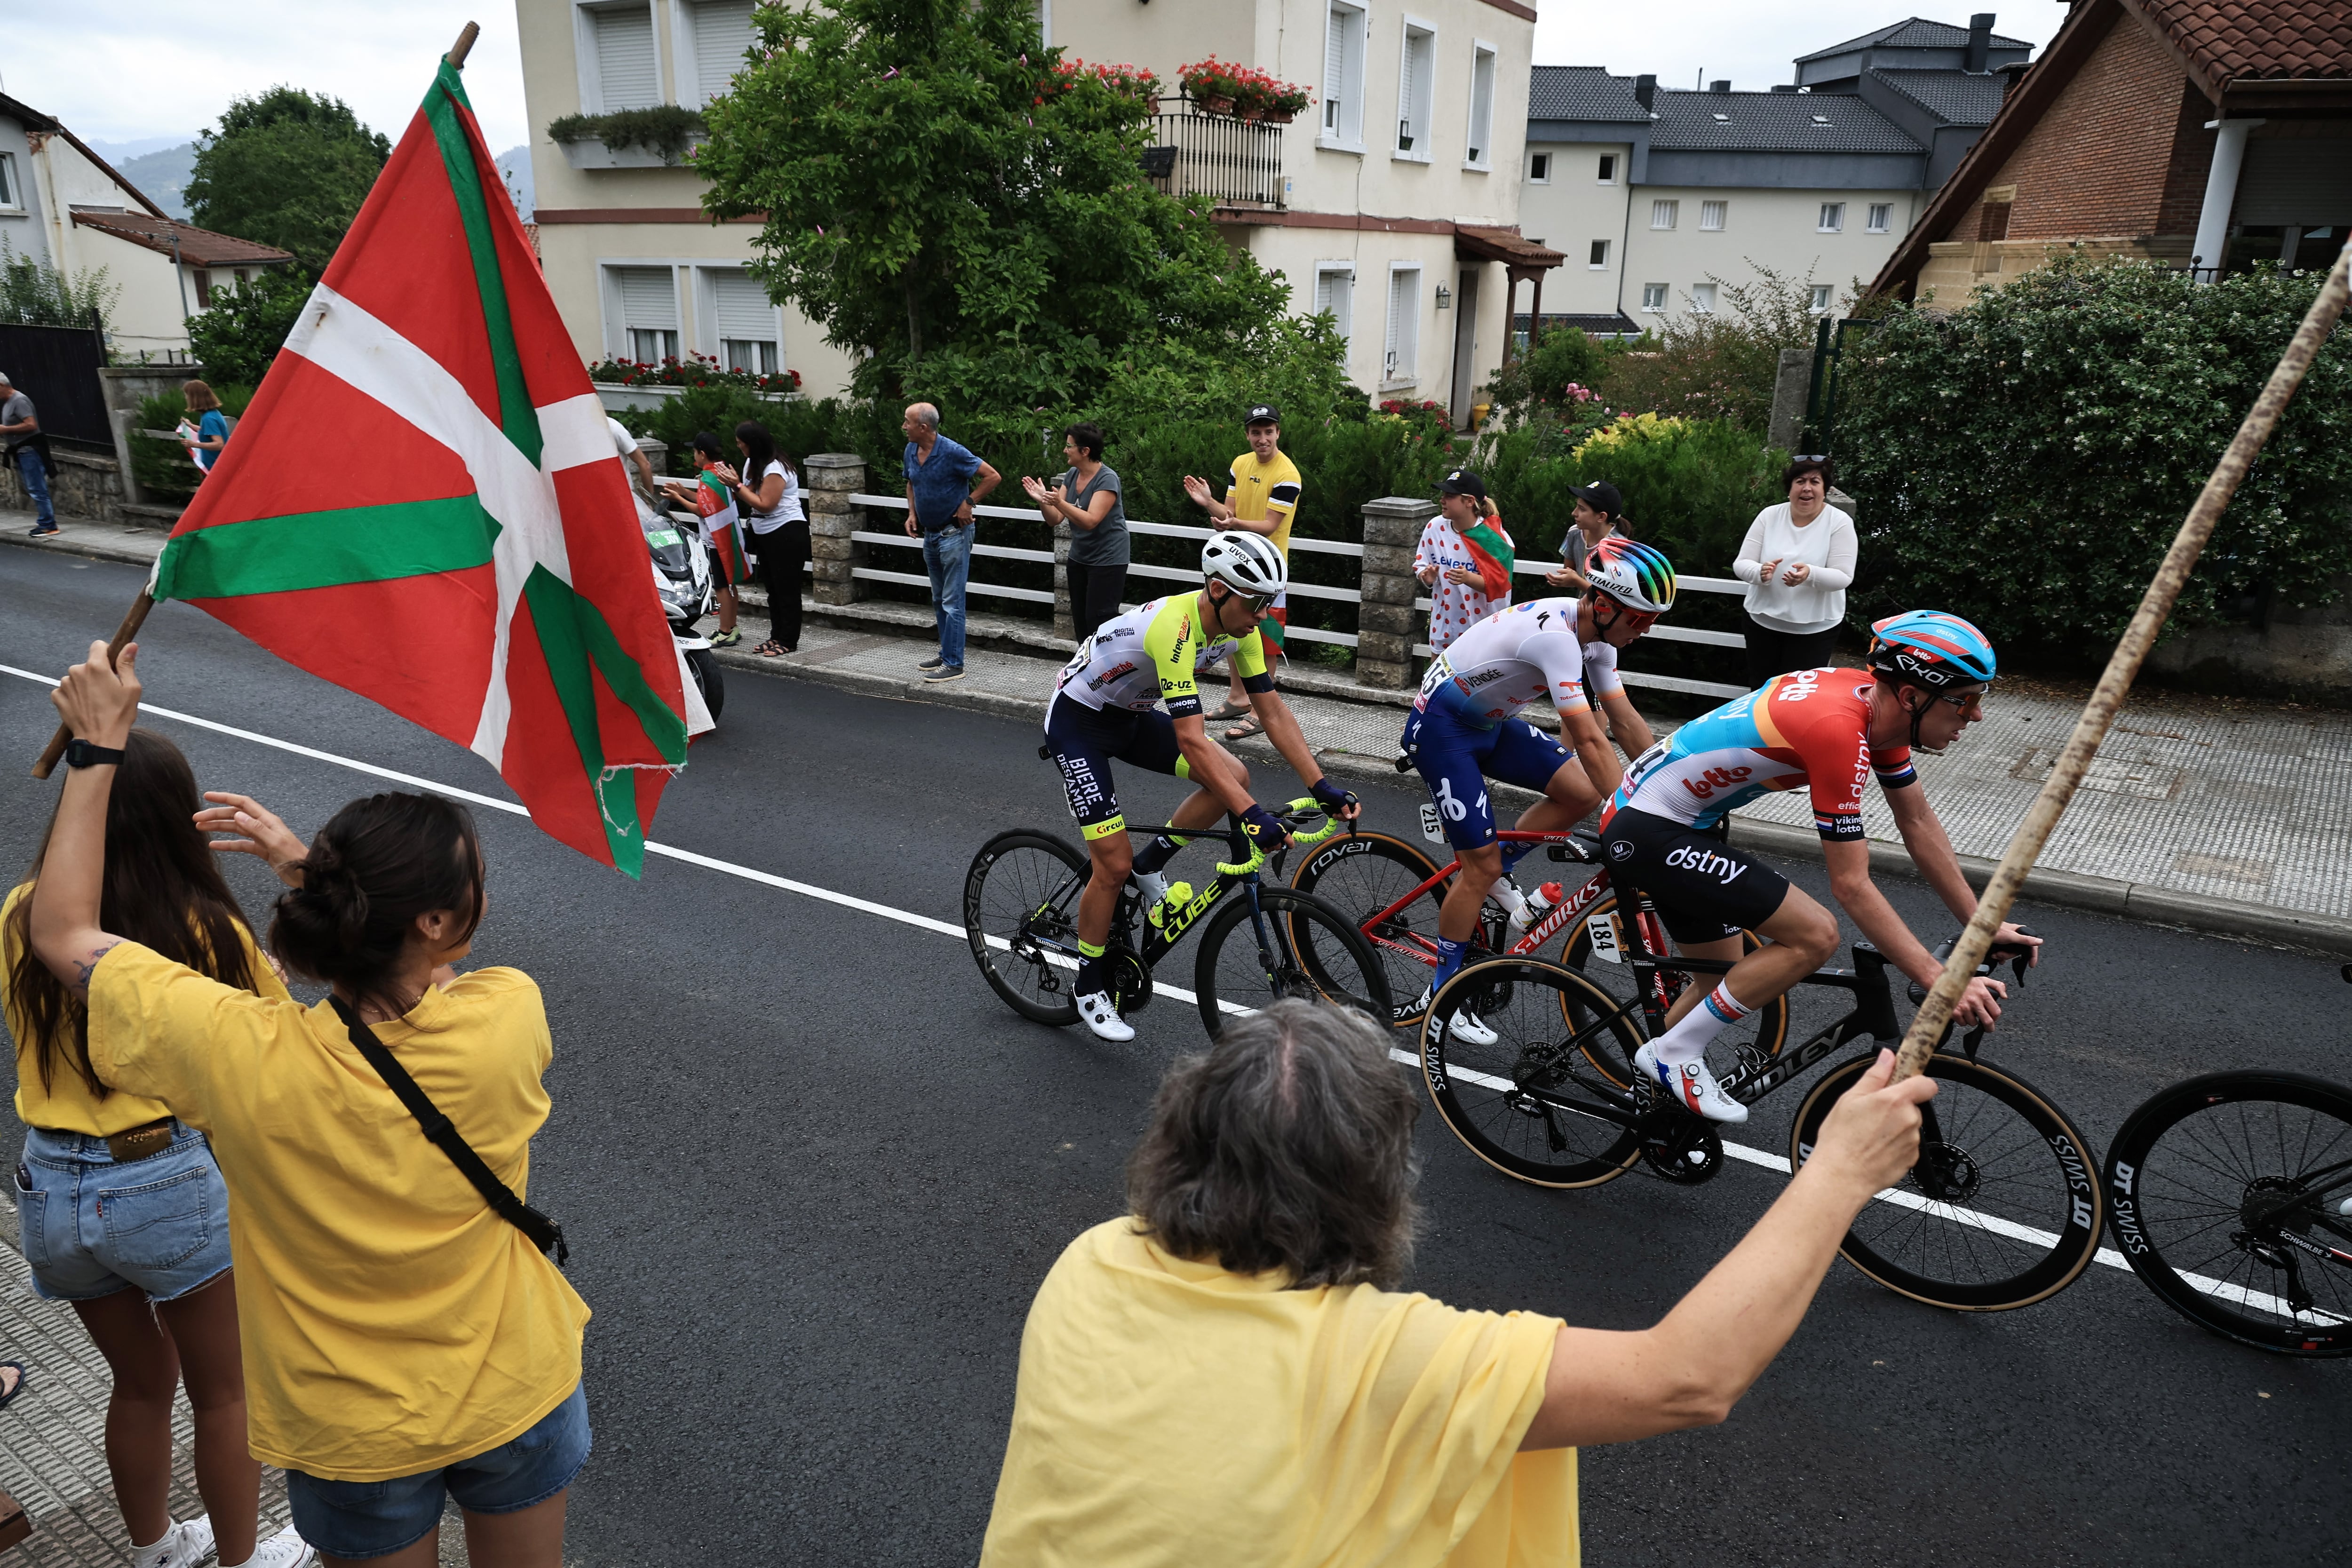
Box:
[1145,96,1286,211]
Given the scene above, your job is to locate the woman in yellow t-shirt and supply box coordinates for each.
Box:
[29,642,591,1568]
[4,727,307,1568]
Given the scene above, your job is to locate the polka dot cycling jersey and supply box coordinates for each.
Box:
[1604,667,1917,841]
[1052,594,1271,719]
[1413,598,1600,731]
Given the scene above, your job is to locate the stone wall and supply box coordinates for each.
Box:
[2146,578,2352,705]
[1,446,127,521]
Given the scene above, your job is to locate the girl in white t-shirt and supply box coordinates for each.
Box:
[713,422,806,657]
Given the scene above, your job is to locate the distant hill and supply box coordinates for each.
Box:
[87,140,198,220]
[496,145,534,221]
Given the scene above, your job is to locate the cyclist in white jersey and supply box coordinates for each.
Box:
[1398,538,1679,1036]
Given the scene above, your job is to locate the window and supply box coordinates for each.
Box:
[1867,202,1893,234]
[1809,285,1834,314]
[1313,265,1355,348]
[612,265,680,361]
[583,2,662,114]
[1528,152,1550,183]
[1588,239,1610,269]
[707,268,780,374]
[192,269,214,309]
[1033,0,1050,45]
[1384,266,1422,385]
[1641,282,1668,313]
[1690,282,1716,314]
[1978,201,2010,241]
[678,0,758,108]
[1650,199,1678,230]
[1395,20,1434,159]
[1699,200,1727,231]
[1322,2,1367,146]
[0,152,17,210]
[1818,202,1845,233]
[1464,42,1497,167]
[1596,153,1616,183]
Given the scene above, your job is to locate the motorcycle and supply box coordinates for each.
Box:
[639,497,726,721]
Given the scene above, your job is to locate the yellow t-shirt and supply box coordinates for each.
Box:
[85,941,590,1480]
[3,882,291,1137]
[979,1218,1577,1568]
[1226,450,1303,558]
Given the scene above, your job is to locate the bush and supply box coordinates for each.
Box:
[547,106,706,163]
[1482,326,1610,423]
[1597,264,1848,434]
[1476,413,1784,573]
[0,239,118,331]
[1837,253,2352,660]
[132,384,256,500]
[186,268,311,385]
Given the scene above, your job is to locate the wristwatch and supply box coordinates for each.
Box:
[64,739,126,769]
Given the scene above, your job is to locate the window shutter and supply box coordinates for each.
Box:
[1326,7,1348,130]
[617,267,679,331]
[1400,33,1427,142]
[690,0,758,104]
[709,270,775,342]
[1386,270,1416,381]
[594,5,661,112]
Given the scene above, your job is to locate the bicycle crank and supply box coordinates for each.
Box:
[1110,950,1154,1016]
[1637,1107,1724,1185]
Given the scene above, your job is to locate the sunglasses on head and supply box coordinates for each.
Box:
[1791,455,1829,465]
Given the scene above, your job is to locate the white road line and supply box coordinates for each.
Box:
[17,666,2328,1318]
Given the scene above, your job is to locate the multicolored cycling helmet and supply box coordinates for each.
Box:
[1583,537,1677,614]
[1867,611,1997,691]
[1202,530,1288,598]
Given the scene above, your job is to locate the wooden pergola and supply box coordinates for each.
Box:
[1455,225,1565,364]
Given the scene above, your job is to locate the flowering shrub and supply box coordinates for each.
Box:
[1572,411,1690,459]
[1049,58,1162,102]
[1178,57,1312,117]
[587,353,802,395]
[1377,398,1448,418]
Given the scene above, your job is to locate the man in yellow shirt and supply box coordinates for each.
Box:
[1184,402,1302,740]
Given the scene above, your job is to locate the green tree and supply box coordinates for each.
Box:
[186,88,391,273]
[0,239,118,330]
[1599,263,1848,434]
[185,267,312,385]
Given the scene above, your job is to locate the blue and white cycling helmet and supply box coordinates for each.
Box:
[1867,611,1997,691]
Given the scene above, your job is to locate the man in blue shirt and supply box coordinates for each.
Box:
[902,401,1001,682]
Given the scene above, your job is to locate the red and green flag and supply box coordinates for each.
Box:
[151,60,700,875]
[1461,512,1515,604]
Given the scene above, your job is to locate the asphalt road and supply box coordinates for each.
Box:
[3,549,2346,1567]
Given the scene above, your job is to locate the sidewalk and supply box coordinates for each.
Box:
[10,509,2351,954]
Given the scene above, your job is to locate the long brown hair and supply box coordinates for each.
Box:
[269,792,483,1018]
[6,729,261,1098]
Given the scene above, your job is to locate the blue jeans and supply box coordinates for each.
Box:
[15,1122,233,1303]
[15,447,55,527]
[923,524,972,667]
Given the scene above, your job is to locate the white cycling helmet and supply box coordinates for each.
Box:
[1202,530,1288,598]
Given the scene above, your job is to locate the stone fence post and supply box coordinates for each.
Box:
[1052,524,1074,641]
[1357,496,1438,689]
[99,363,210,509]
[804,452,867,607]
[1767,346,1812,453]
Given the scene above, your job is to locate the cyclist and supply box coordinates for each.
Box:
[1601,611,2042,1123]
[1045,531,1361,1043]
[1401,536,1679,1040]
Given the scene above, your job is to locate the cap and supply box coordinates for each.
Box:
[1572,479,1623,519]
[1245,402,1280,427]
[1438,468,1487,504]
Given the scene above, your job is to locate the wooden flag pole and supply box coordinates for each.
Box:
[1895,236,2352,1081]
[28,22,479,782]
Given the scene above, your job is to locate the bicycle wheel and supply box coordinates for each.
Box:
[1558,894,1792,1086]
[1422,958,1644,1189]
[964,830,1089,1025]
[1192,885,1392,1039]
[2104,1071,2352,1357]
[1288,830,1450,1026]
[1792,1052,2103,1311]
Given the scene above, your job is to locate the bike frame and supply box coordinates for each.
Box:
[1018,820,1291,975]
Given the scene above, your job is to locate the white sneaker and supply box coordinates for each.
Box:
[132,1518,215,1568]
[1076,990,1136,1043]
[1634,1043,1749,1123]
[1412,985,1498,1047]
[223,1526,318,1568]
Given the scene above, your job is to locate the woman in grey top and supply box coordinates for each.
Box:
[1024,422,1128,644]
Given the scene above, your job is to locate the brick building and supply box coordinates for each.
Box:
[1873,0,2352,303]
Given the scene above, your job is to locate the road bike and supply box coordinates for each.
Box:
[1417,879,2106,1313]
[2105,1068,2352,1357]
[963,800,1393,1039]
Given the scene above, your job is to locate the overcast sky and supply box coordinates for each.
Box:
[5,2,2068,160]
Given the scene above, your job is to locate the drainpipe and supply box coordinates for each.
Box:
[2190,118,2263,283]
[169,225,191,331]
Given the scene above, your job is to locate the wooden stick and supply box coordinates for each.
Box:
[30,592,156,780]
[447,21,480,69]
[1896,236,2352,1080]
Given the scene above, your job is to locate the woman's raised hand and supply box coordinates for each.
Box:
[1020,474,1052,505]
[194,792,309,887]
[54,640,141,748]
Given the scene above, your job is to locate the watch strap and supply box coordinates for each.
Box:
[64,740,126,769]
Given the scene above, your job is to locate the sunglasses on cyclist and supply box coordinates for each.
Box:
[1595,597,1660,632]
[1931,686,1988,715]
[1224,588,1276,615]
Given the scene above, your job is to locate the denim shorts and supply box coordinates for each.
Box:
[286,1381,591,1560]
[14,1121,233,1304]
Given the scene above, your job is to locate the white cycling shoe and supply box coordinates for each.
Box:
[1634,1043,1749,1123]
[1412,985,1498,1047]
[1075,990,1136,1043]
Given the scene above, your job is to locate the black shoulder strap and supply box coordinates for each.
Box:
[329,995,568,1265]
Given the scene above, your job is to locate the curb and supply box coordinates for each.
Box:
[0,525,162,573]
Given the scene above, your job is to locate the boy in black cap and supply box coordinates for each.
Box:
[1546,479,1629,591]
[1183,403,1301,738]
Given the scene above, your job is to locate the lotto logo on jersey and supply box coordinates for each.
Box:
[1680,765,1754,801]
[1779,669,1822,702]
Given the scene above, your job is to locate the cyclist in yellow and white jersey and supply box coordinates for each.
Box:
[1046,532,1360,1041]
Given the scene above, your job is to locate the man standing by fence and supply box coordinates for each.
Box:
[902,402,1002,684]
[0,371,59,538]
[1183,402,1301,740]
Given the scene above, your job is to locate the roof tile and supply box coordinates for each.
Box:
[1528,65,1652,122]
[1650,88,1924,153]
[68,210,296,268]
[2129,0,2352,82]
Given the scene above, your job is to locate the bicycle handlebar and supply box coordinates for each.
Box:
[1214,798,1336,876]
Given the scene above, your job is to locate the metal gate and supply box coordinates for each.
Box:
[0,318,110,448]
[1800,315,1880,454]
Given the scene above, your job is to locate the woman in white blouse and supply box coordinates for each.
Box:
[1733,456,1858,686]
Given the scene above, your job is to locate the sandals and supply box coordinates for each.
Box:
[1209,700,1253,722]
[1224,716,1265,741]
[0,1362,25,1414]
[753,639,788,658]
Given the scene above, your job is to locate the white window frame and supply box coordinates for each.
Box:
[671,0,761,110]
[1320,1,1369,152]
[1699,199,1727,232]
[600,259,685,363]
[1034,0,1051,46]
[1818,202,1846,233]
[1587,239,1610,270]
[1383,263,1423,388]
[1650,199,1678,231]
[1393,16,1437,164]
[696,264,787,375]
[1640,282,1668,313]
[1808,285,1834,315]
[573,0,668,117]
[1596,152,1617,184]
[1312,262,1357,351]
[1867,202,1894,234]
[1527,151,1550,183]
[0,152,20,211]
[1689,282,1717,314]
[1463,40,1498,171]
